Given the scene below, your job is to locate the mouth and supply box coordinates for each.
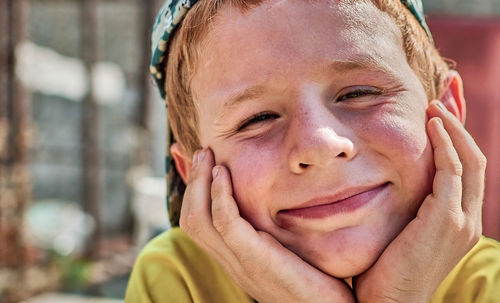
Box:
[277,182,390,221]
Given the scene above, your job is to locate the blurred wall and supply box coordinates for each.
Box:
[424,0,500,16]
[27,0,167,234]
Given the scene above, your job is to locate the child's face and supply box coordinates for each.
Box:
[190,0,435,278]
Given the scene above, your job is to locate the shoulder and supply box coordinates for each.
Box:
[125,227,253,303]
[461,236,500,272]
[129,227,197,280]
[432,236,500,303]
[133,226,202,268]
[125,228,197,302]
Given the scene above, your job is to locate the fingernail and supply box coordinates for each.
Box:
[192,151,199,165]
[212,166,220,178]
[198,149,206,162]
[435,101,447,113]
[435,117,443,126]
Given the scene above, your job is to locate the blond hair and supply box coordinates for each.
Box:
[165,0,451,157]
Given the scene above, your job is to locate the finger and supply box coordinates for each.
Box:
[427,101,486,217]
[211,165,260,249]
[210,165,279,294]
[179,149,240,271]
[210,166,296,272]
[180,148,214,233]
[426,117,462,211]
[210,166,310,275]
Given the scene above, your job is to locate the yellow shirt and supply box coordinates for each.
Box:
[431,236,500,303]
[125,228,500,302]
[125,228,254,303]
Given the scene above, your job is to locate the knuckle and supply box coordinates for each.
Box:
[179,208,202,237]
[239,254,260,278]
[449,161,463,177]
[443,212,465,234]
[459,224,481,251]
[470,228,481,244]
[467,222,482,242]
[446,216,481,247]
[212,212,232,240]
[476,153,487,170]
[212,212,226,235]
[186,167,199,184]
[211,201,230,236]
[460,222,474,238]
[211,194,223,219]
[243,262,259,280]
[476,222,483,236]
[211,181,221,201]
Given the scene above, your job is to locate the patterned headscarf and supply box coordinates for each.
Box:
[151,0,433,226]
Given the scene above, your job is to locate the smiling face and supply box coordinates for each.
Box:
[189,0,435,278]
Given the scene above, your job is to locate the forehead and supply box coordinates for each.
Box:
[191,0,405,106]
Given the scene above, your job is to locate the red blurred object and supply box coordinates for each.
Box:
[429,16,500,241]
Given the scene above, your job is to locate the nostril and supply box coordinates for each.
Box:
[338,152,346,158]
[299,163,309,168]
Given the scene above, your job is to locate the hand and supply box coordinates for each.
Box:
[353,100,486,303]
[180,148,355,303]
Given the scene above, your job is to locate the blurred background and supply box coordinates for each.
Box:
[0,0,499,302]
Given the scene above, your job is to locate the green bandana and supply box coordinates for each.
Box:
[151,0,433,226]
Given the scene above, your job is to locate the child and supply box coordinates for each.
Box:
[126,0,500,301]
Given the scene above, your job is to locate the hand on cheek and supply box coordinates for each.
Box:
[353,100,486,303]
[180,148,355,303]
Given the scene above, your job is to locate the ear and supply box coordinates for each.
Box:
[170,143,193,184]
[439,70,466,125]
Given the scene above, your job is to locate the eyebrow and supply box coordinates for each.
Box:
[322,57,396,77]
[214,84,274,125]
[224,84,269,111]
[215,57,396,123]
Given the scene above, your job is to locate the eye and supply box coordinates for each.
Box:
[238,112,280,131]
[336,86,383,102]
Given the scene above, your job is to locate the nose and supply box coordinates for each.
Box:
[287,110,356,174]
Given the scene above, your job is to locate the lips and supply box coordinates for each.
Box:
[278,182,390,220]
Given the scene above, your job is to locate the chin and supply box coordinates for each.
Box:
[293,227,397,279]
[316,248,381,278]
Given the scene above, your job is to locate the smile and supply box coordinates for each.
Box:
[278,182,390,221]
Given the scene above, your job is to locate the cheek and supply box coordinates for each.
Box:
[216,143,281,225]
[359,104,430,166]
[357,106,434,203]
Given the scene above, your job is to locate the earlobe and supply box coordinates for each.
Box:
[439,70,466,125]
[171,143,193,184]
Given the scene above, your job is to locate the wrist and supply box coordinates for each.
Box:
[355,282,432,303]
[357,294,430,303]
